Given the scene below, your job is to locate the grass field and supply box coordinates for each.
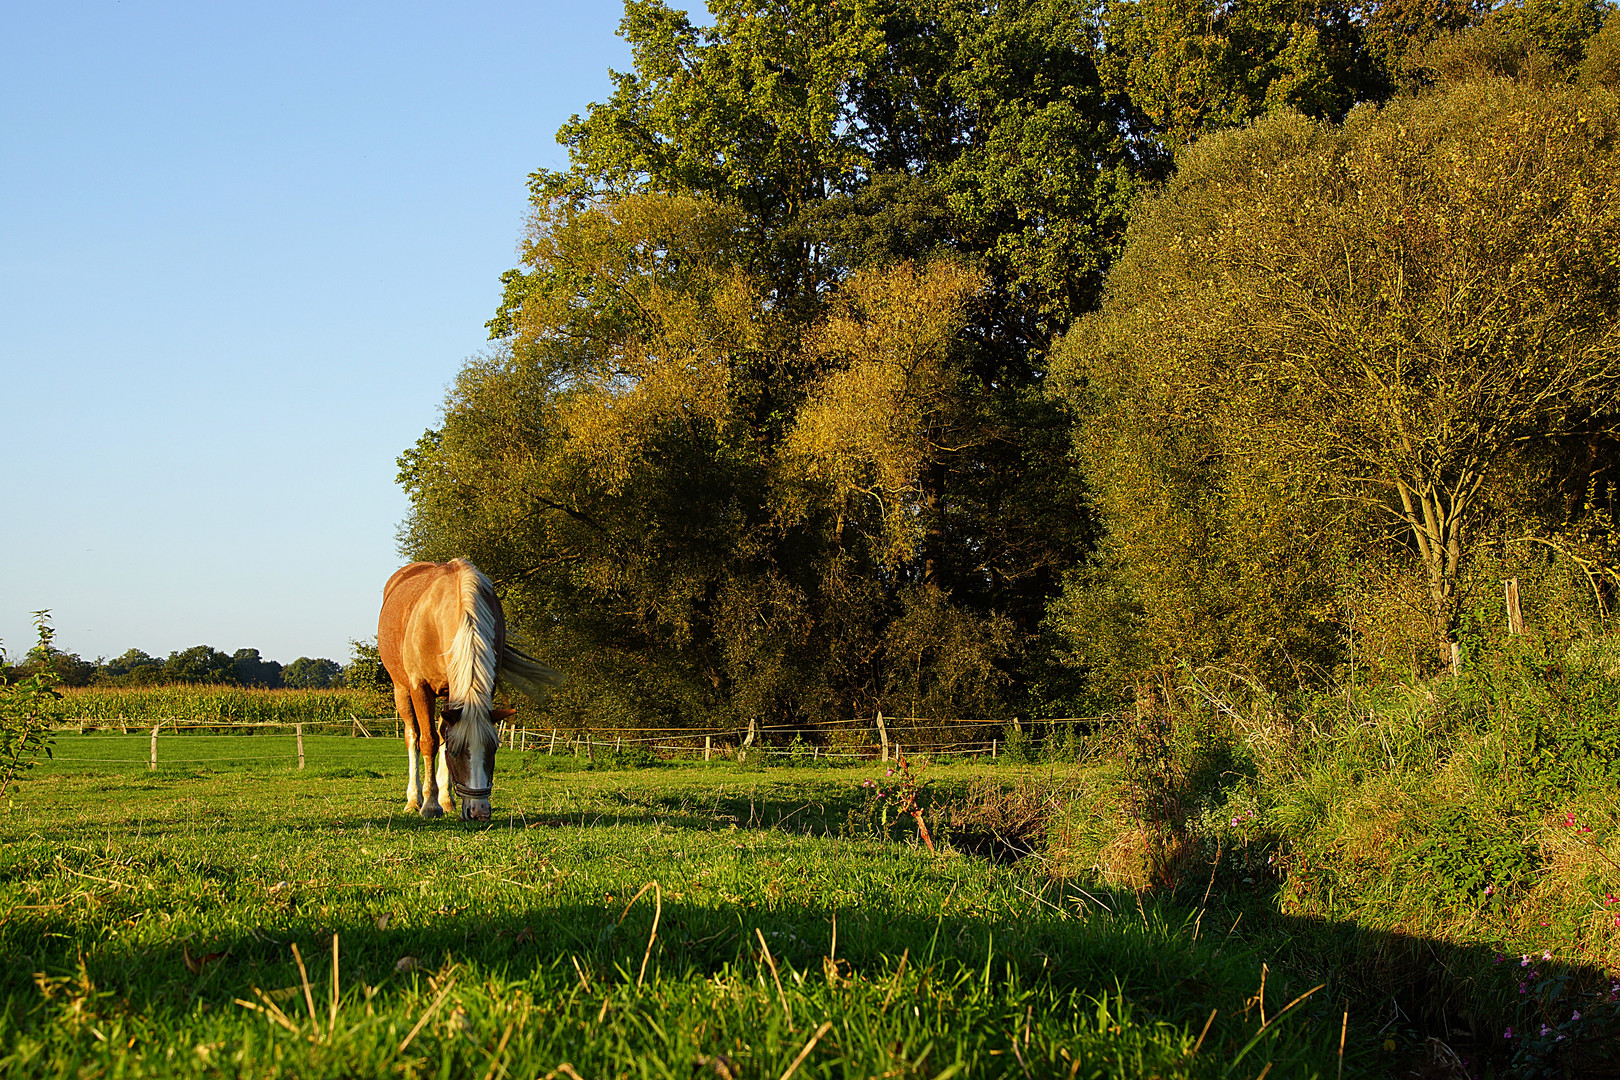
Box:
[1,741,1354,1079]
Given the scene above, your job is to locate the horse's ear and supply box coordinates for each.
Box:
[492,708,517,722]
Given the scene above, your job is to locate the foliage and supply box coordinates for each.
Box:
[406,0,1153,731]
[160,645,239,685]
[280,656,343,689]
[1099,0,1376,163]
[1400,801,1538,909]
[93,648,167,686]
[1051,74,1620,683]
[0,613,60,797]
[1000,724,1035,764]
[1423,0,1609,86]
[232,648,283,688]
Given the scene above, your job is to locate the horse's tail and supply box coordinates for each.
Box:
[445,559,499,733]
[499,635,567,704]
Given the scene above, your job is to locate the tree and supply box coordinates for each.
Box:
[1052,77,1620,673]
[162,646,238,685]
[1098,0,1377,165]
[1421,0,1607,85]
[232,648,283,688]
[281,657,342,689]
[406,0,1137,724]
[94,649,165,687]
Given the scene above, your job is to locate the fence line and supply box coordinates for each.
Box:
[44,711,1123,770]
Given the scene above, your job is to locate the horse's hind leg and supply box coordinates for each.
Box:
[396,684,422,811]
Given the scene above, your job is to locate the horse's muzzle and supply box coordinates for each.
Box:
[456,783,493,821]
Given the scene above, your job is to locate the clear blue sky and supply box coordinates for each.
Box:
[1,1,633,666]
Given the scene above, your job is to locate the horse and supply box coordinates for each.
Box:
[377,559,562,820]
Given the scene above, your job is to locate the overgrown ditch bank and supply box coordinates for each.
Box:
[987,634,1620,1076]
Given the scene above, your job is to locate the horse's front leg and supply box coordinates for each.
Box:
[396,684,422,812]
[435,743,456,816]
[410,686,446,819]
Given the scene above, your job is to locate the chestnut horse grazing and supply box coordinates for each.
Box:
[377,560,562,820]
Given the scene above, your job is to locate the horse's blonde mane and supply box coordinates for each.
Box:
[444,558,498,757]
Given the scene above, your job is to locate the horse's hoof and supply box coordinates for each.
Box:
[419,803,443,819]
[404,800,420,812]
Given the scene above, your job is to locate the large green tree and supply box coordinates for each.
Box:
[403,0,1138,725]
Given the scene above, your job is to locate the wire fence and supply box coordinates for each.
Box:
[44,712,1126,770]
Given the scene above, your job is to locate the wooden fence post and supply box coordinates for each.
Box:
[992,738,998,758]
[704,734,712,761]
[149,725,159,771]
[549,729,558,755]
[876,712,889,763]
[1506,577,1525,636]
[296,724,305,770]
[586,733,594,761]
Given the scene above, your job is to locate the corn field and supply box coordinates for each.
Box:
[56,685,389,725]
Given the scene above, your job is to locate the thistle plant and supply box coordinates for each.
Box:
[857,752,935,852]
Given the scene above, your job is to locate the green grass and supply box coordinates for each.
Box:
[39,733,401,776]
[1,752,1355,1079]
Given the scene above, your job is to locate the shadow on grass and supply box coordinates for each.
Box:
[11,766,1620,1076]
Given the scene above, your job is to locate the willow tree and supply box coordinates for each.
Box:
[1053,76,1620,676]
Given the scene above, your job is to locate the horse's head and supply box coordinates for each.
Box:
[439,706,517,821]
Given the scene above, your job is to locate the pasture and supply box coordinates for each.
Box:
[0,741,1350,1079]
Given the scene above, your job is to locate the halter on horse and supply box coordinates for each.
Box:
[377,559,562,820]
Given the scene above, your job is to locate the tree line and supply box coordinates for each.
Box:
[1,618,347,690]
[398,0,1620,728]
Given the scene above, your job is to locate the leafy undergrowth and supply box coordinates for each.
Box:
[0,765,1353,1078]
[1041,634,1620,1077]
